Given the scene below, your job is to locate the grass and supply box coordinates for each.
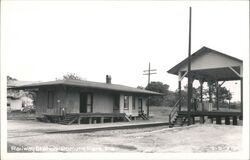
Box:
[149,106,172,121]
[7,111,36,120]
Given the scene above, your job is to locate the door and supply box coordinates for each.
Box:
[138,98,143,113]
[80,93,87,113]
[113,94,120,112]
[80,93,93,113]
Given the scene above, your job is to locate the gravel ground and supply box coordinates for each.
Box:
[7,120,242,153]
[7,106,242,153]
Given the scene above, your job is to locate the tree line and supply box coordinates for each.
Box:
[143,81,234,108]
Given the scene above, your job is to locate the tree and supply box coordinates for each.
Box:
[7,75,18,83]
[218,87,232,103]
[183,85,200,100]
[137,86,144,90]
[183,83,232,103]
[146,82,169,94]
[57,73,82,80]
[182,83,232,107]
[145,81,169,106]
[165,90,179,107]
[203,83,232,103]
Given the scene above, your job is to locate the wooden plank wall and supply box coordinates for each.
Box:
[35,86,149,117]
[65,90,80,114]
[93,92,113,113]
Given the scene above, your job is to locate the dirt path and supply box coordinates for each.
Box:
[7,120,242,153]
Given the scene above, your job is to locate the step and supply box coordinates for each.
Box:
[124,115,132,122]
[139,113,149,120]
[59,116,78,125]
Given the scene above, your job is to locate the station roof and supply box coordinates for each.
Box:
[10,79,162,96]
[167,46,243,81]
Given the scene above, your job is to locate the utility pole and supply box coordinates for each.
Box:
[187,7,192,126]
[143,62,157,117]
[143,62,157,84]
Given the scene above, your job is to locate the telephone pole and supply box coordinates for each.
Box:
[143,62,157,117]
[143,62,157,84]
[187,7,192,126]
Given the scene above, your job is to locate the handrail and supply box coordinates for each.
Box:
[169,97,184,125]
[169,97,183,115]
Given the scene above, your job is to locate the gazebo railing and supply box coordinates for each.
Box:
[169,97,184,125]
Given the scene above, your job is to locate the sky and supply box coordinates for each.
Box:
[2,1,249,102]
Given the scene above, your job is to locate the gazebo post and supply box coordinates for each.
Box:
[240,78,243,119]
[216,81,219,110]
[208,81,211,102]
[188,76,194,124]
[208,81,213,111]
[187,7,192,126]
[147,95,150,118]
[190,76,194,102]
[199,79,204,111]
[178,72,182,111]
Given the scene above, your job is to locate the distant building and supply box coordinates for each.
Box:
[7,80,36,112]
[7,96,33,112]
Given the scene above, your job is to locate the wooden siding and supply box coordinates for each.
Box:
[93,93,113,113]
[36,87,67,116]
[119,94,124,113]
[123,95,132,115]
[65,90,80,114]
[142,98,147,114]
[36,89,48,116]
[119,94,147,116]
[179,51,242,72]
[35,86,148,117]
[131,96,138,116]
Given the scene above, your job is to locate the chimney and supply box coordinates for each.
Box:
[106,75,111,84]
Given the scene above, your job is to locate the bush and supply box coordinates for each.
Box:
[21,105,36,113]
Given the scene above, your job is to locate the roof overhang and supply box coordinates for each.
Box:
[167,46,243,82]
[180,66,242,82]
[10,80,163,96]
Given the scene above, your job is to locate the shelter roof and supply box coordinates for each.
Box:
[167,46,243,81]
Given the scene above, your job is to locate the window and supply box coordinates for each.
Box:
[7,103,11,107]
[138,98,143,112]
[87,94,93,112]
[124,95,129,110]
[132,96,136,110]
[47,91,54,109]
[113,94,120,110]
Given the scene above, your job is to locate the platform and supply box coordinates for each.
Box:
[177,111,242,117]
[46,121,169,134]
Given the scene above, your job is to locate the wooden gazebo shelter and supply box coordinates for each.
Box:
[168,46,243,125]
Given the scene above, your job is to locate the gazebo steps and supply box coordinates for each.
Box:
[59,114,78,125]
[169,115,187,128]
[139,113,149,120]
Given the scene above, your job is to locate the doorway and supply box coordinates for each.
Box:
[138,98,143,113]
[80,93,93,113]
